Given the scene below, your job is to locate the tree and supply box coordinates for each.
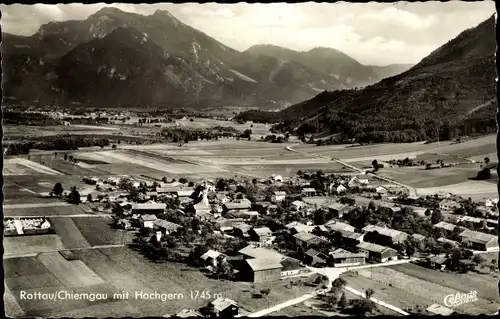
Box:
[371,160,379,172]
[52,182,64,197]
[431,210,443,224]
[54,152,58,158]
[365,288,375,300]
[484,157,490,165]
[338,292,348,309]
[313,210,327,225]
[297,170,303,176]
[112,144,117,150]
[64,154,68,161]
[68,186,81,205]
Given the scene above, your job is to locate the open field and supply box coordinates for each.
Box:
[29,155,112,176]
[4,235,65,256]
[377,164,485,188]
[4,283,26,318]
[341,265,499,315]
[4,205,88,217]
[38,252,105,287]
[70,247,317,316]
[48,217,92,249]
[390,262,499,302]
[71,217,136,246]
[416,180,498,200]
[4,158,64,175]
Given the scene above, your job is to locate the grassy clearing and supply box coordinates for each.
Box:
[4,257,63,291]
[4,205,87,217]
[30,155,111,176]
[4,235,65,255]
[342,266,499,315]
[73,247,316,316]
[38,252,105,287]
[4,283,26,318]
[71,217,134,246]
[416,181,497,199]
[49,217,92,249]
[378,164,482,188]
[389,263,499,302]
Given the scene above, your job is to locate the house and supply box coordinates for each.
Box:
[117,219,132,230]
[285,221,304,229]
[426,304,457,316]
[457,216,483,224]
[433,221,461,236]
[280,256,303,277]
[411,233,426,242]
[233,223,253,238]
[177,190,194,199]
[132,203,166,215]
[238,245,284,260]
[379,202,401,213]
[301,188,317,197]
[272,191,286,203]
[291,200,306,211]
[145,192,158,199]
[215,193,230,204]
[486,219,498,228]
[153,219,181,235]
[294,232,329,250]
[327,203,351,218]
[356,242,398,262]
[427,256,448,271]
[362,225,409,245]
[323,220,356,233]
[210,297,240,317]
[193,202,212,216]
[439,199,461,211]
[242,258,283,283]
[335,184,348,194]
[223,199,252,212]
[234,210,260,220]
[304,248,329,266]
[459,229,499,251]
[272,175,284,183]
[485,198,498,207]
[200,249,225,267]
[175,309,203,318]
[330,252,366,267]
[376,186,387,194]
[249,227,273,243]
[139,214,158,228]
[156,186,181,195]
[290,223,315,235]
[338,230,365,249]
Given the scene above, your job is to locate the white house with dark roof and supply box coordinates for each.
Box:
[272,191,286,203]
[138,214,158,228]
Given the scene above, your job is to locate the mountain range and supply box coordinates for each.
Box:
[237,15,497,143]
[2,7,412,108]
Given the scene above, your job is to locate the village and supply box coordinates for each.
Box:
[7,167,498,317]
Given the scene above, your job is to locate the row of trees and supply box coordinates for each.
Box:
[5,136,111,155]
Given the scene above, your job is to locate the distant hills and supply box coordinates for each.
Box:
[236,15,497,143]
[3,7,412,108]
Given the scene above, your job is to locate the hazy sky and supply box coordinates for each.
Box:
[1,2,496,65]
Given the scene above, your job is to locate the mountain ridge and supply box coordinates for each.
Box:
[2,6,400,108]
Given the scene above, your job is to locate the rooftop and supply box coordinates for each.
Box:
[139,214,158,221]
[362,225,408,238]
[433,221,458,231]
[324,220,355,232]
[459,229,497,244]
[357,241,394,254]
[426,304,456,316]
[238,245,284,260]
[246,258,283,271]
[132,203,166,210]
[293,231,318,242]
[153,219,181,231]
[252,227,272,236]
[211,297,239,312]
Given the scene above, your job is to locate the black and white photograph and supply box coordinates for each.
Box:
[1,1,498,317]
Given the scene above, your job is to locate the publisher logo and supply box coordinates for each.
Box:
[443,290,478,307]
